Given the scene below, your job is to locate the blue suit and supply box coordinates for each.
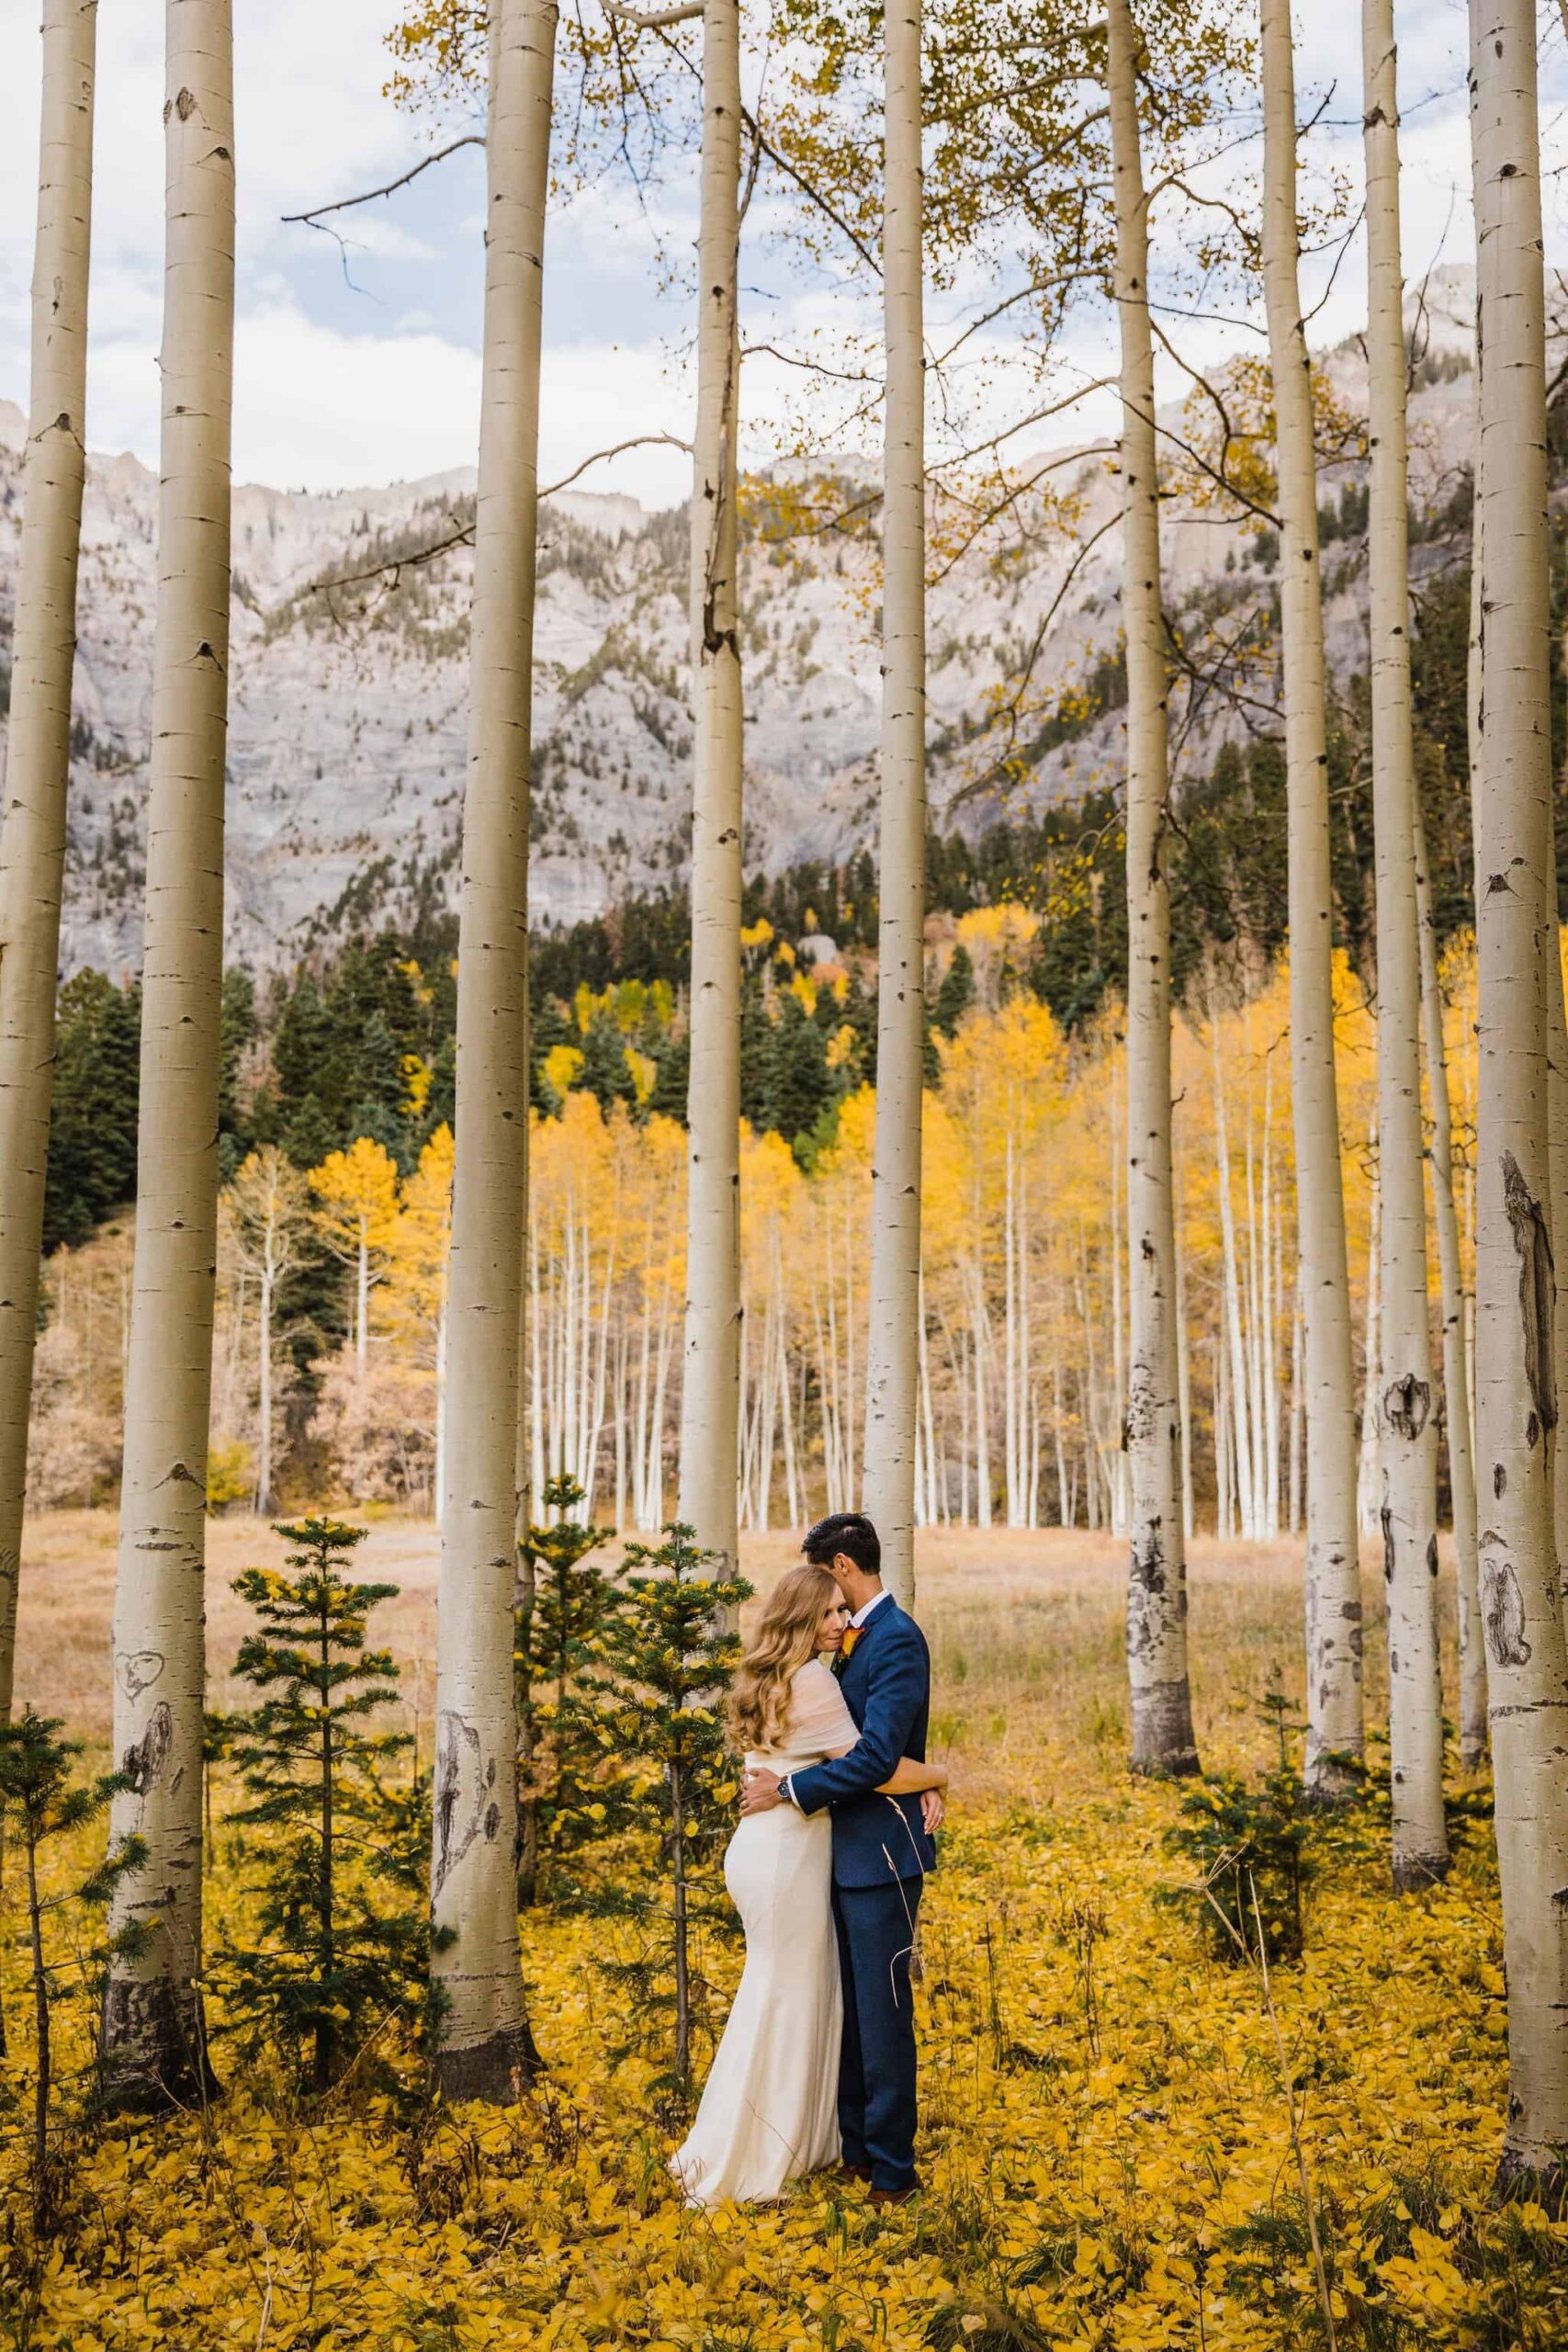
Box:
[786,1595,934,2190]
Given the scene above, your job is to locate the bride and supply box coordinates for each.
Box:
[671,1566,948,2207]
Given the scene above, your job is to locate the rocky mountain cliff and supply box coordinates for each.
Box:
[0,270,1479,980]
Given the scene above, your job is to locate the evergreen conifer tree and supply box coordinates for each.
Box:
[41,973,141,1253]
[584,1525,749,2098]
[225,1519,437,2091]
[0,1710,145,2224]
[515,1472,620,1904]
[931,943,975,1039]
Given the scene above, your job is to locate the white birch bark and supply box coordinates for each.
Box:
[1211,1002,1256,1534]
[430,0,555,2100]
[1260,0,1365,1787]
[1414,806,1483,1763]
[101,0,232,2108]
[1470,0,1568,2198]
[1174,1162,1195,1542]
[1109,1095,1129,1535]
[862,0,925,1600]
[1111,0,1198,1773]
[0,0,96,1721]
[1289,1276,1304,1534]
[1546,930,1568,1615]
[1364,0,1449,1885]
[1357,1141,1382,1535]
[677,0,744,1585]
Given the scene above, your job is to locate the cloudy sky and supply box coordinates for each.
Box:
[0,2,1560,510]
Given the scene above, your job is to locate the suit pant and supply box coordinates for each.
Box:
[831,1874,923,2191]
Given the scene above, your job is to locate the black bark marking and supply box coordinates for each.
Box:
[1384,1374,1431,1440]
[1503,1152,1557,1432]
[1481,1551,1531,1668]
[1382,1503,1396,1584]
[118,1649,165,1701]
[175,87,197,121]
[1131,1525,1166,1596]
[1427,1533,1439,1579]
[1495,1463,1506,1498]
[433,1710,481,1896]
[121,1702,174,1796]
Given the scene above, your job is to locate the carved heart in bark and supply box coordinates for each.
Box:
[118,1649,166,1700]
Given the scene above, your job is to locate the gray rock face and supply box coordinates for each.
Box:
[0,270,1478,978]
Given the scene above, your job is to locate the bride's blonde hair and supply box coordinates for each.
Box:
[726,1566,840,1754]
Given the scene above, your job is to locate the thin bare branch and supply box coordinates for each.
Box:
[541,433,693,496]
[600,0,702,24]
[282,138,484,228]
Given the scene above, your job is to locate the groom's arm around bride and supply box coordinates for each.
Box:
[740,1513,936,2199]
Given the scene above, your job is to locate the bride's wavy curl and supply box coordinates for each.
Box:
[725,1566,840,1754]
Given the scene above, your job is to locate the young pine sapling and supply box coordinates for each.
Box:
[226,1518,441,2091]
[515,1471,619,1904]
[584,1524,749,2099]
[0,1709,145,2231]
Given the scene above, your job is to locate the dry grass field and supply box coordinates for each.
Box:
[15,1508,1426,1788]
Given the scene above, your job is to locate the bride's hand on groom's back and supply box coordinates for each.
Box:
[919,1789,945,1836]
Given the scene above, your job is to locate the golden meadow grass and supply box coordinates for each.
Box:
[4,1518,1564,2350]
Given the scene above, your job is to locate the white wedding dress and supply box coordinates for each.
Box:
[671,1657,860,2205]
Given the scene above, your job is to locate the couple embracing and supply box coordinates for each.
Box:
[671,1513,948,2208]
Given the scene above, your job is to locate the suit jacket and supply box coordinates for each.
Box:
[786,1595,937,1888]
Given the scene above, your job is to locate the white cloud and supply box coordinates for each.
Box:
[6,0,1568,511]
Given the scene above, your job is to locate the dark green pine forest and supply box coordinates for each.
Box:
[44,498,1568,1275]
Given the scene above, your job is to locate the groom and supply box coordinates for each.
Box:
[740,1512,937,2204]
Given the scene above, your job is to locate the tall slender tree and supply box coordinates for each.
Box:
[100,0,234,2109]
[1469,0,1568,2199]
[861,0,926,1606]
[676,0,745,1584]
[1258,0,1364,1793]
[1361,0,1448,1886]
[0,0,97,1725]
[1413,813,1484,1768]
[1108,0,1198,1776]
[429,0,556,2100]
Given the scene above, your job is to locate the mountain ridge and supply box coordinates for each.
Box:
[0,268,1481,978]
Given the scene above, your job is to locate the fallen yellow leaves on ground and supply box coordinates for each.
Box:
[4,1761,1563,2351]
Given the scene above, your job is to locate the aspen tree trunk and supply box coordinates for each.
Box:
[256,1256,274,1514]
[677,0,744,1586]
[1471,0,1568,2199]
[1356,1145,1382,1535]
[1363,0,1449,1885]
[1546,931,1568,1611]
[1260,0,1364,1789]
[1413,807,1483,1762]
[1174,1167,1194,1542]
[862,0,925,1600]
[918,1265,937,1533]
[0,0,96,1721]
[1211,1007,1256,1532]
[1109,0,1197,1774]
[429,0,555,2100]
[1109,1098,1129,1535]
[1216,1336,1232,1539]
[100,0,232,2109]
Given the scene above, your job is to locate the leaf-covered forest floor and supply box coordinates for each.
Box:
[6,1518,1566,2351]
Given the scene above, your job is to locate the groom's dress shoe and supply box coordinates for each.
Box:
[832,2162,873,2185]
[868,2181,919,2209]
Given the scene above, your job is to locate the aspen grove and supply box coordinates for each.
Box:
[8,0,1568,2337]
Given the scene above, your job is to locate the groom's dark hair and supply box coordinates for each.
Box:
[802,1512,881,1578]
